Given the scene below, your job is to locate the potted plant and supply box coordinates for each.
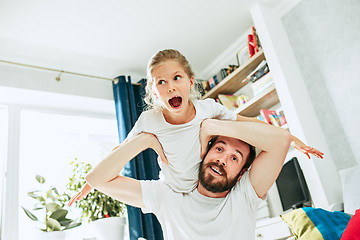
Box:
[22,175,81,239]
[62,158,127,240]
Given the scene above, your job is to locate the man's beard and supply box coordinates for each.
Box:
[198,161,241,193]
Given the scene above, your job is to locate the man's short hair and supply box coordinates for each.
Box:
[205,136,256,172]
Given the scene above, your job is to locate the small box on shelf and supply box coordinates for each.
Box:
[259,108,287,127]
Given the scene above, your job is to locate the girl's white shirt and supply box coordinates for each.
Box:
[127,99,237,192]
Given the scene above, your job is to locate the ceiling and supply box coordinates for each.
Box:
[0,0,285,81]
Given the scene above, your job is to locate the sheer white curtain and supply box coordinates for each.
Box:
[0,106,9,238]
[19,110,119,239]
[0,85,121,239]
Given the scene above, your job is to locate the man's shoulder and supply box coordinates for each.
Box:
[140,180,175,196]
[232,171,252,193]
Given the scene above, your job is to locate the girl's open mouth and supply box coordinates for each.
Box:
[168,96,182,109]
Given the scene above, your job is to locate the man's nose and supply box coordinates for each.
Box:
[216,159,226,166]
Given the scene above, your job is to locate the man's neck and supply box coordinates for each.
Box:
[197,184,229,198]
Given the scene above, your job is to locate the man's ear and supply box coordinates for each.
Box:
[237,168,248,181]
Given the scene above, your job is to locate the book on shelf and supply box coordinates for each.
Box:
[251,72,274,96]
[208,76,216,89]
[242,60,269,84]
[218,94,239,111]
[248,26,261,58]
[248,34,255,57]
[251,26,261,52]
[207,68,231,89]
[259,109,287,127]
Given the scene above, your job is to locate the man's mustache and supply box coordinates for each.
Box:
[206,161,227,178]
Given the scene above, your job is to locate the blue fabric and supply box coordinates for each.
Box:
[303,207,351,240]
[113,76,163,240]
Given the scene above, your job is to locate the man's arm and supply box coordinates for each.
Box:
[201,119,291,199]
[86,133,165,208]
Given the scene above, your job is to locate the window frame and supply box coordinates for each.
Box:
[0,86,117,240]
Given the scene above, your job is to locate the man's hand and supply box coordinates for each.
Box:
[291,136,324,159]
[67,183,92,207]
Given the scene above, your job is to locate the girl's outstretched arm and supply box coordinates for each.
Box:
[236,114,323,159]
[84,133,165,207]
[68,133,167,207]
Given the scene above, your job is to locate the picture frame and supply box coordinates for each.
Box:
[236,45,249,66]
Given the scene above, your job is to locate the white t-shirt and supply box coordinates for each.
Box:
[127,99,237,192]
[140,171,263,240]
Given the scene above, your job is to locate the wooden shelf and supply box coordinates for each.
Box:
[234,86,279,117]
[201,50,266,99]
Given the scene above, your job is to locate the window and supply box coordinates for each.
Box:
[0,106,8,237]
[18,110,120,238]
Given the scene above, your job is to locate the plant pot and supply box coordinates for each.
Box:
[89,217,127,240]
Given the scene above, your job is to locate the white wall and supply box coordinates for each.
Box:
[0,62,114,102]
[281,0,360,169]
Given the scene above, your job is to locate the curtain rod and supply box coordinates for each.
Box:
[0,59,116,82]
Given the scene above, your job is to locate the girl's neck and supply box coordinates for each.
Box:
[162,101,196,125]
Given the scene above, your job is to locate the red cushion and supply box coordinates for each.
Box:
[341,209,360,240]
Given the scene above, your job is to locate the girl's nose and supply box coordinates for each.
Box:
[167,83,176,93]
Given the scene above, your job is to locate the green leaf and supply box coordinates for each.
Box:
[46,218,62,231]
[21,206,38,221]
[64,221,81,230]
[59,218,72,226]
[50,209,68,221]
[46,203,61,213]
[27,192,39,198]
[36,175,45,184]
[52,187,59,195]
[46,189,56,201]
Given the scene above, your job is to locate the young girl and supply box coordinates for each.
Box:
[68,49,323,204]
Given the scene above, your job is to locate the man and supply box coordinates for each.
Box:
[85,119,291,239]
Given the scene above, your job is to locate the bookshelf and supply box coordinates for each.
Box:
[201,48,279,119]
[201,50,265,99]
[235,86,279,117]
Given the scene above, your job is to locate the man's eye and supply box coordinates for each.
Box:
[231,156,238,161]
[216,147,222,152]
[174,75,181,80]
[158,80,166,85]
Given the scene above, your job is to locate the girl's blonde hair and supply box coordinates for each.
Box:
[144,49,200,111]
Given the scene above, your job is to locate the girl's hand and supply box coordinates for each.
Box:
[146,133,168,164]
[291,136,324,159]
[68,140,130,207]
[199,119,214,159]
[67,183,92,207]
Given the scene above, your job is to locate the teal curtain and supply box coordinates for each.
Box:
[113,76,163,240]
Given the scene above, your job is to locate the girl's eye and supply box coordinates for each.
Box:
[174,75,182,81]
[158,80,166,85]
